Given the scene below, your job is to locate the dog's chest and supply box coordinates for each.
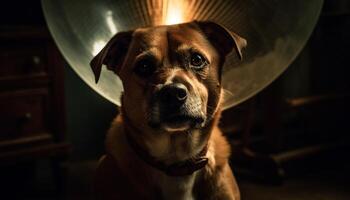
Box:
[157,173,197,200]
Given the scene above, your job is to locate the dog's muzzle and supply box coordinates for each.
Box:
[149,83,206,131]
[158,83,188,108]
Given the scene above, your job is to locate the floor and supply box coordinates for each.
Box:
[239,166,350,200]
[2,158,350,200]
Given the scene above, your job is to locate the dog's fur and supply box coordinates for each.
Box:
[90,21,246,200]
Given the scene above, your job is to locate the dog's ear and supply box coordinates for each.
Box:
[195,21,247,60]
[90,30,134,83]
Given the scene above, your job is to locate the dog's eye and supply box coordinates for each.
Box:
[190,53,207,69]
[134,59,156,78]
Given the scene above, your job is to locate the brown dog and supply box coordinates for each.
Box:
[90,21,246,200]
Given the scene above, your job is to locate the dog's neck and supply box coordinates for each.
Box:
[125,130,208,176]
[120,105,213,176]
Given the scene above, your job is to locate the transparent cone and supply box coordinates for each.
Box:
[42,0,323,109]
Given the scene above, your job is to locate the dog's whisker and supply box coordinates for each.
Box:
[223,89,234,99]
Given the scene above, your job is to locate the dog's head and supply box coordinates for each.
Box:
[91,21,246,133]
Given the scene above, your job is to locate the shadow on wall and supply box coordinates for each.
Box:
[64,63,117,161]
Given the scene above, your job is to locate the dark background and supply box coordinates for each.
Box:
[0,0,350,199]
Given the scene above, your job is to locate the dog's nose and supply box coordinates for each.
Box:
[159,83,188,106]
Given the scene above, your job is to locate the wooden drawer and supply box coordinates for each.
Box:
[0,89,49,140]
[0,41,48,81]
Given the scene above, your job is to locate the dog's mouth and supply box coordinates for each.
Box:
[162,115,205,132]
[149,114,206,132]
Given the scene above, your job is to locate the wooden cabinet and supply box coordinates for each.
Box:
[0,26,70,197]
[0,2,71,196]
[0,27,70,164]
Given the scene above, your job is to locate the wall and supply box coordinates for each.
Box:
[64,64,117,161]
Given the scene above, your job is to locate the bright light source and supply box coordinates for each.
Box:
[164,0,186,25]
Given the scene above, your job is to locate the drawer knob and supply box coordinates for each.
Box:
[32,56,41,66]
[18,112,32,123]
[24,112,32,120]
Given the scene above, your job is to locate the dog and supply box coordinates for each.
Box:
[90,21,246,200]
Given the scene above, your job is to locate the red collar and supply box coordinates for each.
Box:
[126,133,208,176]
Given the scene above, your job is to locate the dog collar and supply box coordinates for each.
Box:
[126,133,209,177]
